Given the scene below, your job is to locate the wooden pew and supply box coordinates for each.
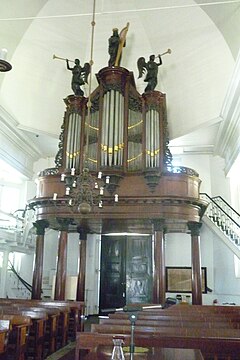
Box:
[1,315,31,360]
[0,326,9,360]
[75,330,240,360]
[35,300,85,338]
[76,305,240,360]
[12,306,60,357]
[0,307,47,360]
[99,317,240,329]
[108,312,240,328]
[0,299,85,340]
[0,298,85,359]
[0,300,71,348]
[169,304,240,312]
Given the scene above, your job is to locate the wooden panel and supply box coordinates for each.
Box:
[99,236,126,312]
[100,236,153,311]
[126,236,152,304]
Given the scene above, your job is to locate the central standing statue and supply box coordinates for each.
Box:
[108,23,129,67]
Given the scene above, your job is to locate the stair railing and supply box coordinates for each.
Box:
[200,193,240,247]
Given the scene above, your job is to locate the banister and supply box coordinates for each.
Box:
[200,193,240,229]
[212,195,240,218]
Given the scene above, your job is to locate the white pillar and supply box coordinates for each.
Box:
[0,250,9,297]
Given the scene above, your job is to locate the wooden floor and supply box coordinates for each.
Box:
[46,315,99,360]
[46,343,75,360]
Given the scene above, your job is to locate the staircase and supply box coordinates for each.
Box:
[200,193,240,259]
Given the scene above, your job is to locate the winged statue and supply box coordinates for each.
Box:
[137,49,171,92]
[66,59,90,96]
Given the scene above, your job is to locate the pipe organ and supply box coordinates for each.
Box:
[32,63,208,304]
[56,67,171,177]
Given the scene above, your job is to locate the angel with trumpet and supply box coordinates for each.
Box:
[137,49,171,93]
[53,54,90,96]
[66,58,90,96]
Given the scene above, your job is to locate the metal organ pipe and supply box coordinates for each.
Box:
[119,93,124,166]
[66,114,73,169]
[145,108,160,169]
[108,90,114,166]
[114,91,119,166]
[146,110,150,168]
[102,91,109,167]
[155,110,160,167]
[66,113,81,171]
[101,90,124,168]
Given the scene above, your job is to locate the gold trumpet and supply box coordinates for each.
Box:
[155,48,172,59]
[53,54,75,63]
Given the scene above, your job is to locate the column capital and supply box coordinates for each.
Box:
[152,219,167,232]
[76,226,88,240]
[57,218,73,231]
[188,221,202,236]
[33,220,49,236]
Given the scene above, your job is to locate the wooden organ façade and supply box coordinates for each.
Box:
[30,65,208,308]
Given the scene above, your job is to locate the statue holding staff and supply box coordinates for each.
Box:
[108,28,120,67]
[137,49,171,92]
[108,23,129,67]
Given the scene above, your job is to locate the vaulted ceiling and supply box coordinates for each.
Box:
[0,0,239,168]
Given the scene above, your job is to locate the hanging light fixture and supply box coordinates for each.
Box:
[0,48,12,72]
[59,167,113,214]
[54,0,118,214]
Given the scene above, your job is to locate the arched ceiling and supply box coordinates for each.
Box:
[0,0,239,159]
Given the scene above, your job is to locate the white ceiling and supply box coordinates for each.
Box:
[0,0,239,159]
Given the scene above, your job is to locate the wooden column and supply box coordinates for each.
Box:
[188,221,202,305]
[76,227,87,301]
[153,219,166,305]
[54,219,71,300]
[32,220,49,299]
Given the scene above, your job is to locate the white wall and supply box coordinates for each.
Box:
[33,157,55,176]
[209,156,231,201]
[213,235,240,304]
[165,227,215,305]
[85,234,101,315]
[172,153,212,194]
[6,251,34,299]
[173,153,232,200]
[42,229,80,298]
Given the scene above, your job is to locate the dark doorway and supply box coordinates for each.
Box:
[99,235,152,312]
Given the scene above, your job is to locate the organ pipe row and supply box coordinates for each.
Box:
[101,90,124,167]
[65,112,81,171]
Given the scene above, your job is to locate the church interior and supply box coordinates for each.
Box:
[0,0,240,359]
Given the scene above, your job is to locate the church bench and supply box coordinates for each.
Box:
[35,301,80,341]
[36,300,85,337]
[108,311,240,324]
[11,306,60,357]
[80,307,240,359]
[0,299,85,340]
[99,317,239,329]
[0,327,9,360]
[170,304,240,311]
[0,300,71,348]
[1,315,31,360]
[75,330,240,360]
[1,305,58,355]
[91,323,240,337]
[0,307,47,360]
